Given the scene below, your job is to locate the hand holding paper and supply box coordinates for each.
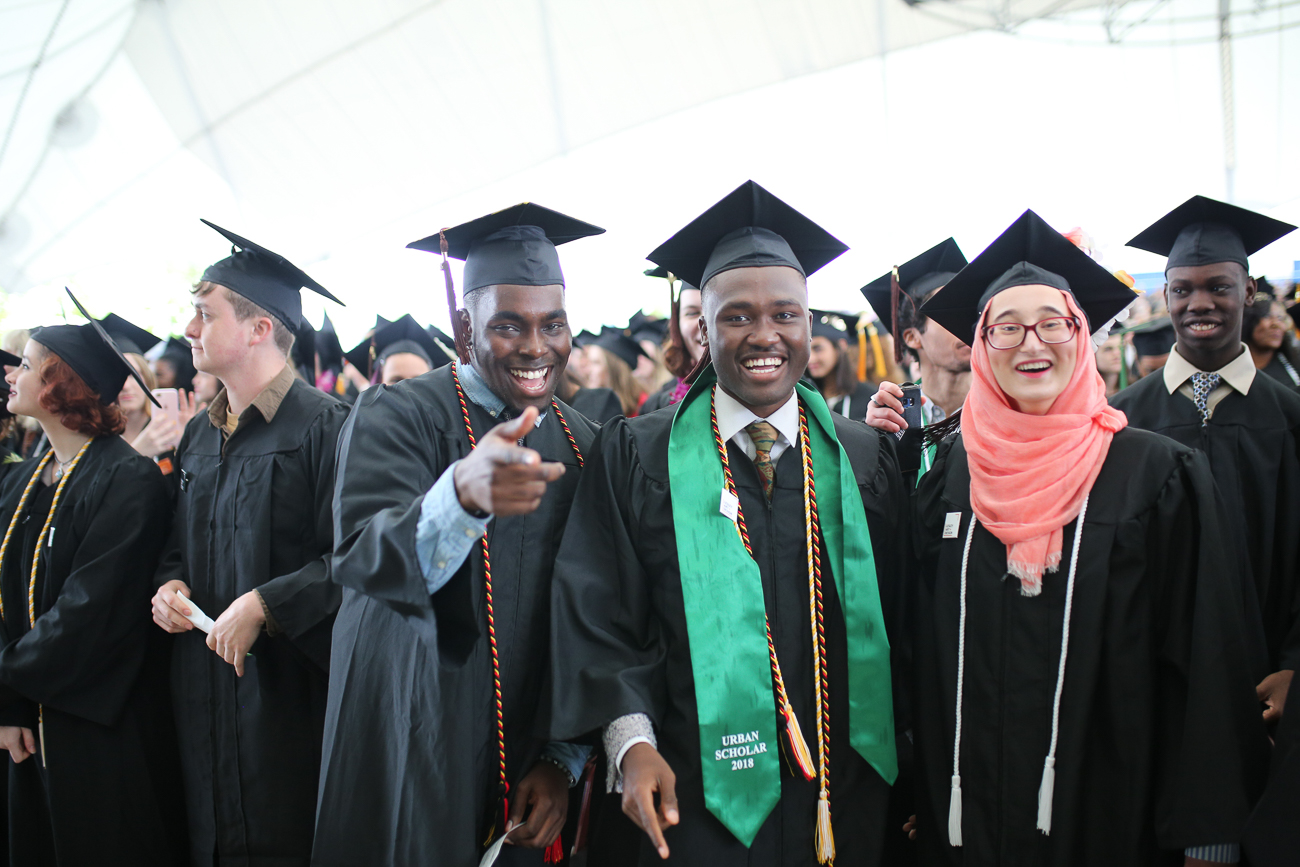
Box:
[178,591,216,633]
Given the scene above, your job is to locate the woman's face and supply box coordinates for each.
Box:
[153,357,177,388]
[806,335,839,380]
[118,357,148,414]
[983,284,1079,416]
[5,340,46,419]
[1094,334,1122,376]
[679,288,705,363]
[1251,301,1289,351]
[582,345,609,389]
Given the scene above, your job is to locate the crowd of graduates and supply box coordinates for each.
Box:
[0,185,1295,867]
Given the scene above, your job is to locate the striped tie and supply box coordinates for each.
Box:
[745,420,779,501]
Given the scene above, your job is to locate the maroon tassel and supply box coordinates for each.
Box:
[890,266,904,365]
[439,230,472,365]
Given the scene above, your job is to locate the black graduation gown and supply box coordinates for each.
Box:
[0,437,186,865]
[568,386,624,424]
[313,365,598,867]
[158,379,348,867]
[1259,353,1300,390]
[823,380,877,423]
[1110,369,1300,673]
[911,430,1268,867]
[548,406,909,867]
[1241,683,1300,866]
[639,379,682,415]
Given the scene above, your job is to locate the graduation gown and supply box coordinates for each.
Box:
[911,429,1268,867]
[823,380,877,423]
[548,406,909,866]
[1259,353,1300,390]
[0,436,186,865]
[159,379,347,867]
[568,385,624,424]
[313,365,597,867]
[1111,370,1300,673]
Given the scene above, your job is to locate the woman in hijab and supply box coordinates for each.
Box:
[0,292,186,864]
[869,211,1267,867]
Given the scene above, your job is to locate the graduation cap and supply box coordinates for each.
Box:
[1126,196,1297,273]
[646,181,848,290]
[626,310,668,345]
[97,314,160,357]
[344,314,453,380]
[591,326,649,371]
[407,203,605,363]
[809,309,860,343]
[32,289,159,406]
[922,210,1136,345]
[316,313,345,372]
[1127,316,1175,357]
[200,219,343,329]
[860,238,968,340]
[572,329,599,348]
[292,317,317,373]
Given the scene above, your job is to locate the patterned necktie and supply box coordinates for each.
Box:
[1190,371,1222,425]
[744,420,779,500]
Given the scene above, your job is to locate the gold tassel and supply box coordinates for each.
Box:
[816,789,835,865]
[855,321,868,383]
[866,322,886,383]
[781,698,816,781]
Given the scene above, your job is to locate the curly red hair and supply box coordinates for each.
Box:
[38,352,126,437]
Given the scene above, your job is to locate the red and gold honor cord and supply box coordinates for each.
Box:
[452,364,581,861]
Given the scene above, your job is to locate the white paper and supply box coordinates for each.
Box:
[942,512,962,539]
[179,593,216,634]
[478,824,524,867]
[719,489,739,521]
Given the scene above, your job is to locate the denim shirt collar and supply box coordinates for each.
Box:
[456,360,547,427]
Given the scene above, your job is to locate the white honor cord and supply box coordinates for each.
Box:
[1037,492,1089,835]
[948,513,976,848]
[948,493,1090,847]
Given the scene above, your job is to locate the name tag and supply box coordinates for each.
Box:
[942,512,961,539]
[719,489,739,521]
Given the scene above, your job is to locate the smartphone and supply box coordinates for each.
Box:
[899,382,923,432]
[152,388,180,429]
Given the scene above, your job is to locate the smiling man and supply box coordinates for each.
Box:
[1112,196,1300,735]
[312,204,603,867]
[548,181,906,866]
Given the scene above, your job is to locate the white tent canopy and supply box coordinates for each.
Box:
[1,0,1297,343]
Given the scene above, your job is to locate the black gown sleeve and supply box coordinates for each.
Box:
[0,456,172,728]
[1150,449,1269,849]
[549,419,668,740]
[254,403,347,645]
[329,386,454,655]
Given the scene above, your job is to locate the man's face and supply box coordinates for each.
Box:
[1164,262,1255,362]
[700,266,810,417]
[464,284,570,413]
[185,286,258,377]
[905,317,971,374]
[380,352,432,386]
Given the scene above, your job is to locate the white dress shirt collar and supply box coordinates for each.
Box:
[713,385,801,463]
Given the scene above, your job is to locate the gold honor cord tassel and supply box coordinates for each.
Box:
[800,406,834,865]
[0,438,95,767]
[709,392,816,781]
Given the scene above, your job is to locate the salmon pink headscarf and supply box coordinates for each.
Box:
[961,289,1127,595]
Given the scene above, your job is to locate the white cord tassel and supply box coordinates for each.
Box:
[1036,757,1055,833]
[1037,494,1089,835]
[816,790,836,864]
[948,774,963,847]
[949,516,977,847]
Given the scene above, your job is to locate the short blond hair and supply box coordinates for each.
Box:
[191,282,295,355]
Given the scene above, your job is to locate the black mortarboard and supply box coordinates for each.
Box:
[1127,316,1175,357]
[407,203,605,294]
[626,310,668,344]
[573,329,598,348]
[292,317,317,373]
[345,315,453,379]
[33,289,159,406]
[316,313,344,372]
[592,326,649,371]
[0,350,18,368]
[98,314,160,357]
[644,266,699,293]
[1126,196,1297,273]
[860,238,968,337]
[646,181,848,290]
[922,210,1136,345]
[200,219,343,329]
[810,309,860,342]
[426,325,457,362]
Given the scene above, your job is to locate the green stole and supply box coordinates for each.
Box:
[666,369,897,846]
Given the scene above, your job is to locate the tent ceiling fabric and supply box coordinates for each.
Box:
[118,0,1099,243]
